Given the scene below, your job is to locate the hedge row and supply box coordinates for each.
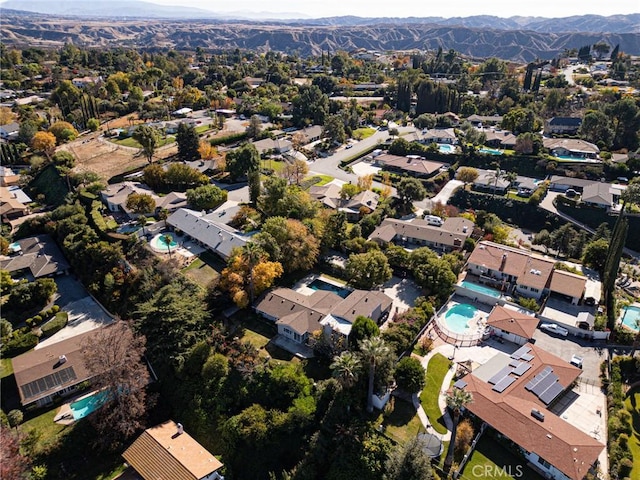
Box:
[3,332,39,357]
[209,131,248,147]
[41,312,69,337]
[25,305,60,328]
[449,189,566,232]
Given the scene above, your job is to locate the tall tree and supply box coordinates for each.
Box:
[397,177,426,207]
[246,114,263,138]
[81,322,152,450]
[226,143,260,181]
[132,125,161,164]
[126,192,156,215]
[349,316,380,349]
[394,356,426,394]
[359,336,391,413]
[443,388,473,473]
[292,84,328,127]
[345,250,392,289]
[385,436,435,480]
[330,351,362,389]
[176,122,200,162]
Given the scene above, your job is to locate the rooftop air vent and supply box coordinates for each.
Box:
[531,409,545,422]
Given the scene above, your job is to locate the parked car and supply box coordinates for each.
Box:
[570,355,583,368]
[539,323,569,337]
[425,215,444,227]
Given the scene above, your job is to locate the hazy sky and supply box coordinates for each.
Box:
[147,0,637,18]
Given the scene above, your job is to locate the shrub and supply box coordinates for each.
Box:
[517,297,540,312]
[32,315,43,325]
[41,312,68,337]
[455,419,474,455]
[2,332,38,357]
[51,305,60,314]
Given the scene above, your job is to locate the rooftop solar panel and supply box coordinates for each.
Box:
[513,363,532,376]
[20,367,77,401]
[454,379,467,389]
[525,366,552,391]
[488,366,514,385]
[509,360,523,368]
[539,382,565,405]
[531,373,558,396]
[510,346,531,360]
[492,375,516,393]
[521,352,535,362]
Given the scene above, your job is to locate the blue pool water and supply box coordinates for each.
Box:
[621,306,640,332]
[438,144,455,154]
[309,279,352,299]
[460,281,501,298]
[555,155,598,162]
[70,390,109,420]
[479,147,503,155]
[150,233,178,253]
[444,303,479,334]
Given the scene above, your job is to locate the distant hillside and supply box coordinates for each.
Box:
[1,13,639,62]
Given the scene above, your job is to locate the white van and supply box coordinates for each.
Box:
[425,215,444,226]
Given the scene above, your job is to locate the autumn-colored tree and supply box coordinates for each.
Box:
[261,217,320,272]
[281,159,309,185]
[457,167,479,186]
[32,131,56,159]
[48,121,79,143]
[357,174,374,191]
[81,322,152,450]
[454,419,474,455]
[0,426,29,479]
[340,183,360,199]
[0,106,15,125]
[198,140,217,160]
[126,193,156,215]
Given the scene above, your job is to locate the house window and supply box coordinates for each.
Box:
[530,288,539,293]
[294,333,301,342]
[283,327,292,336]
[537,456,551,469]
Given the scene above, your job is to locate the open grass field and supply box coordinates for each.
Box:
[182,258,220,288]
[625,387,640,478]
[352,127,376,140]
[112,135,175,149]
[379,398,423,444]
[420,353,451,434]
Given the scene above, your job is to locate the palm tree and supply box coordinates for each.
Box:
[359,336,391,413]
[163,233,173,259]
[157,208,169,228]
[487,167,504,198]
[330,351,362,389]
[443,388,474,473]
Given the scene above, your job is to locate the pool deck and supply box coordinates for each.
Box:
[293,273,350,296]
[53,389,101,425]
[435,296,493,344]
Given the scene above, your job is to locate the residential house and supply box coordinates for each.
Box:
[123,420,224,480]
[101,182,158,216]
[419,128,457,145]
[471,169,511,194]
[486,305,539,345]
[548,176,597,193]
[0,122,19,141]
[580,182,622,210]
[456,344,604,480]
[13,95,45,106]
[296,125,323,145]
[544,117,582,136]
[71,76,102,88]
[543,138,599,159]
[0,166,22,186]
[0,185,30,220]
[466,114,503,126]
[373,153,448,178]
[309,184,379,220]
[167,208,250,260]
[466,241,556,301]
[255,287,392,351]
[480,128,517,149]
[0,235,69,279]
[252,137,292,156]
[513,176,540,197]
[156,191,188,213]
[548,270,587,305]
[12,328,100,407]
[368,217,473,252]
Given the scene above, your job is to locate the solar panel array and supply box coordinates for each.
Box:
[488,366,513,385]
[524,365,565,405]
[539,382,565,405]
[510,345,531,360]
[454,379,467,389]
[525,366,553,391]
[20,367,77,401]
[492,375,516,393]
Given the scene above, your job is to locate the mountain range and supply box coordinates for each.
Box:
[1,0,639,62]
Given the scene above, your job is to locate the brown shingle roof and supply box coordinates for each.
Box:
[331,290,393,323]
[487,306,538,339]
[461,345,603,480]
[277,310,324,335]
[255,288,341,320]
[368,217,472,249]
[375,153,447,176]
[122,420,223,480]
[549,270,587,299]
[12,329,95,405]
[0,235,70,278]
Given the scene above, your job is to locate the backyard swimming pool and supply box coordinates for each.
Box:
[150,233,179,253]
[438,144,455,154]
[479,147,503,155]
[70,390,109,420]
[621,306,640,332]
[443,303,479,334]
[460,281,501,298]
[308,278,352,299]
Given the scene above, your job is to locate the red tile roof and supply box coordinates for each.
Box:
[487,306,538,339]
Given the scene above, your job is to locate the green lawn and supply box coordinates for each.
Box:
[182,258,220,288]
[379,398,424,444]
[506,191,528,202]
[261,158,287,173]
[112,135,175,148]
[352,127,376,140]
[195,125,211,134]
[1,357,14,379]
[460,435,545,480]
[309,174,334,186]
[625,387,640,478]
[420,353,451,434]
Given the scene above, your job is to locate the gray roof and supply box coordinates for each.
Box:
[473,170,511,189]
[0,235,69,278]
[330,290,392,323]
[581,183,614,206]
[543,138,599,154]
[167,208,249,259]
[548,176,597,189]
[368,217,473,248]
[547,117,582,127]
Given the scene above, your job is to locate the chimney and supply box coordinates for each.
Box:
[500,253,508,271]
[58,355,67,364]
[176,423,184,435]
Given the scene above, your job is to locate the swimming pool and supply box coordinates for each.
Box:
[438,144,455,154]
[621,306,640,332]
[554,155,599,163]
[149,233,179,253]
[309,278,352,299]
[460,281,501,298]
[70,390,109,420]
[479,147,503,155]
[443,303,479,334]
